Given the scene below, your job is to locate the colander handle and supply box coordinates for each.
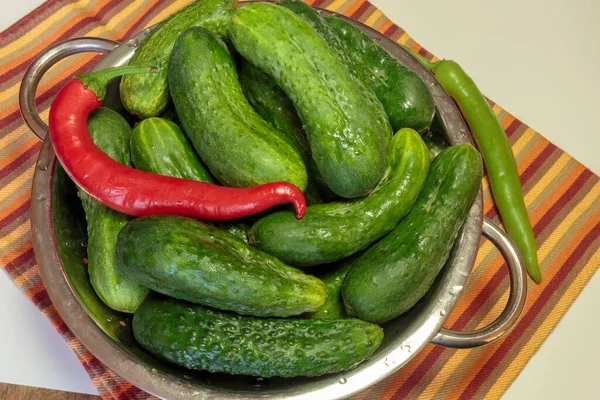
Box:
[431,217,528,348]
[19,37,121,141]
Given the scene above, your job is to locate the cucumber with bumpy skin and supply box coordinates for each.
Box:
[307,260,353,320]
[120,0,237,118]
[133,295,383,377]
[342,144,483,324]
[249,129,429,266]
[324,15,435,133]
[80,107,149,313]
[130,117,213,183]
[169,26,308,190]
[229,3,391,198]
[116,215,325,317]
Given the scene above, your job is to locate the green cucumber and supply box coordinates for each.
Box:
[342,144,483,324]
[120,0,237,118]
[130,117,213,183]
[230,3,392,198]
[133,295,383,377]
[278,0,359,75]
[307,260,353,319]
[80,107,149,313]
[169,26,308,190]
[249,128,430,266]
[237,59,323,204]
[324,16,435,133]
[116,215,325,317]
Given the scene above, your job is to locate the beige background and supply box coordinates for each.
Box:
[1,0,599,398]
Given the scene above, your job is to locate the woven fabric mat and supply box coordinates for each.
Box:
[1,0,599,399]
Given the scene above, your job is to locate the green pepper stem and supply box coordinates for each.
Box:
[76,66,154,99]
[399,45,438,71]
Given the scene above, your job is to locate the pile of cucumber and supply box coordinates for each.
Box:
[81,0,483,379]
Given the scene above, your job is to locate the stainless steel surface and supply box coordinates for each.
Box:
[432,217,527,348]
[26,6,527,399]
[19,37,121,141]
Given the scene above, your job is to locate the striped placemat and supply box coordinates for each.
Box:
[1,0,599,399]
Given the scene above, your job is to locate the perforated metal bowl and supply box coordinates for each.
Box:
[21,5,527,399]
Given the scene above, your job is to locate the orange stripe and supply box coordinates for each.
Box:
[0,190,30,219]
[342,0,365,17]
[0,239,33,267]
[444,206,600,398]
[0,137,38,170]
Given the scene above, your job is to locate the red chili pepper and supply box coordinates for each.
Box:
[48,67,307,220]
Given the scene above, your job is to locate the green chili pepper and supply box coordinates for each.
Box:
[404,47,541,283]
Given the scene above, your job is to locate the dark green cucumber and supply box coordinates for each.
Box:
[133,295,383,377]
[130,117,213,183]
[169,26,308,190]
[237,59,322,204]
[422,128,450,162]
[116,215,325,317]
[120,0,237,118]
[249,128,430,266]
[80,107,149,313]
[230,3,392,198]
[278,0,359,75]
[342,144,483,324]
[324,16,435,133]
[307,260,353,319]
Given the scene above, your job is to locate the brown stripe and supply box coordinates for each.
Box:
[0,143,40,179]
[1,0,124,83]
[461,217,600,398]
[473,219,600,398]
[351,0,371,19]
[0,55,102,131]
[384,24,399,37]
[392,167,592,397]
[0,201,29,231]
[505,118,522,138]
[3,247,34,275]
[0,0,59,39]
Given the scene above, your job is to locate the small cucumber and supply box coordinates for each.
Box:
[169,26,308,190]
[120,0,237,118]
[342,144,483,324]
[237,59,323,204]
[80,107,149,313]
[230,3,392,198]
[116,215,325,317]
[130,117,213,183]
[307,260,353,320]
[324,16,435,133]
[133,295,383,377]
[249,129,430,266]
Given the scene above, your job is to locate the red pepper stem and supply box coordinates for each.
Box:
[76,66,154,100]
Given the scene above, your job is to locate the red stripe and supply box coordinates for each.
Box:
[0,142,41,179]
[384,24,399,37]
[0,55,101,134]
[30,287,51,308]
[1,0,123,84]
[1,0,168,132]
[0,0,58,39]
[519,142,556,186]
[483,142,556,222]
[351,1,371,19]
[0,200,29,230]
[392,169,593,398]
[3,247,35,274]
[312,0,326,7]
[505,118,522,138]
[118,385,146,400]
[461,218,600,398]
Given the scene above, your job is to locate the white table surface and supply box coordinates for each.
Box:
[1,0,599,398]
